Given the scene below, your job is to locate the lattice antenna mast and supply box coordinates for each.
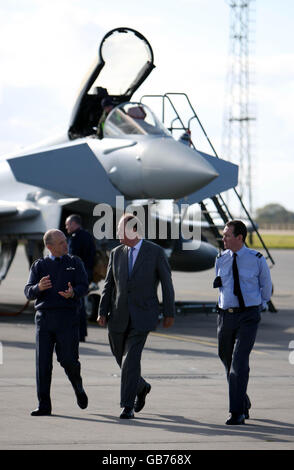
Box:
[222,0,256,216]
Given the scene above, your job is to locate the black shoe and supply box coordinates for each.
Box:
[120,407,134,419]
[31,408,51,416]
[134,383,151,413]
[76,390,88,409]
[226,413,245,425]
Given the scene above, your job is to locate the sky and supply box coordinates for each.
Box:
[0,0,293,214]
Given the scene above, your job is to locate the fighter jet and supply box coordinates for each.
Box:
[0,27,238,283]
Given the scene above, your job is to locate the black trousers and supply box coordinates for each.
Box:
[78,297,88,341]
[217,307,261,414]
[108,325,149,408]
[35,310,83,411]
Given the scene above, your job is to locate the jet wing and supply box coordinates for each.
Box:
[0,202,18,217]
[178,150,238,204]
[0,201,40,220]
[7,141,123,207]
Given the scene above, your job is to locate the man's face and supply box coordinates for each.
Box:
[65,218,75,234]
[47,232,68,257]
[222,225,243,252]
[104,105,113,114]
[117,219,128,245]
[117,219,137,247]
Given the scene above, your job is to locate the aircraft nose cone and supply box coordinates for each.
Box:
[141,138,218,199]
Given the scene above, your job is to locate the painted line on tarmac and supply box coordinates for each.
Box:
[151,332,218,348]
[150,332,267,355]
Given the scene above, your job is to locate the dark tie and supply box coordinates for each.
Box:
[128,247,135,277]
[55,257,61,262]
[232,253,245,309]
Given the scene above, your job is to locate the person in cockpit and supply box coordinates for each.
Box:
[97,97,114,139]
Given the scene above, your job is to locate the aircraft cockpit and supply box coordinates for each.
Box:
[103,102,171,138]
[68,27,156,140]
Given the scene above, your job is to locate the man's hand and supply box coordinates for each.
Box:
[163,316,174,328]
[58,282,74,299]
[38,275,52,291]
[97,315,107,327]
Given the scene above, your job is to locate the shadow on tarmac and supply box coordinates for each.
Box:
[46,412,293,445]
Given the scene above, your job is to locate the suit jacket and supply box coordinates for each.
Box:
[98,240,175,333]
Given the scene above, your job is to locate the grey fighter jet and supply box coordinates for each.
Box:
[0,27,238,283]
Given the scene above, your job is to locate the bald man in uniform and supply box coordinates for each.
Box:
[25,229,89,416]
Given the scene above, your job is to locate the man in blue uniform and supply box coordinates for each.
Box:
[65,214,96,341]
[24,229,89,416]
[214,220,272,425]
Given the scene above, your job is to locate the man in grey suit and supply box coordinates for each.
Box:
[97,214,175,419]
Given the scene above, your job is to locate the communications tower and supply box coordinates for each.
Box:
[222,0,256,216]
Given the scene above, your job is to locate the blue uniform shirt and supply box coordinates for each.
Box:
[215,245,272,309]
[24,254,89,312]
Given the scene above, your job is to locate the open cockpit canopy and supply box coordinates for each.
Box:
[69,28,155,138]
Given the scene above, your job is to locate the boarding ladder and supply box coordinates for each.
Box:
[140,93,276,312]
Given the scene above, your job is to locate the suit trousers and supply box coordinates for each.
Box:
[35,310,83,411]
[217,307,261,414]
[108,326,148,408]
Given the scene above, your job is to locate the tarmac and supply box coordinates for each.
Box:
[0,245,293,451]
